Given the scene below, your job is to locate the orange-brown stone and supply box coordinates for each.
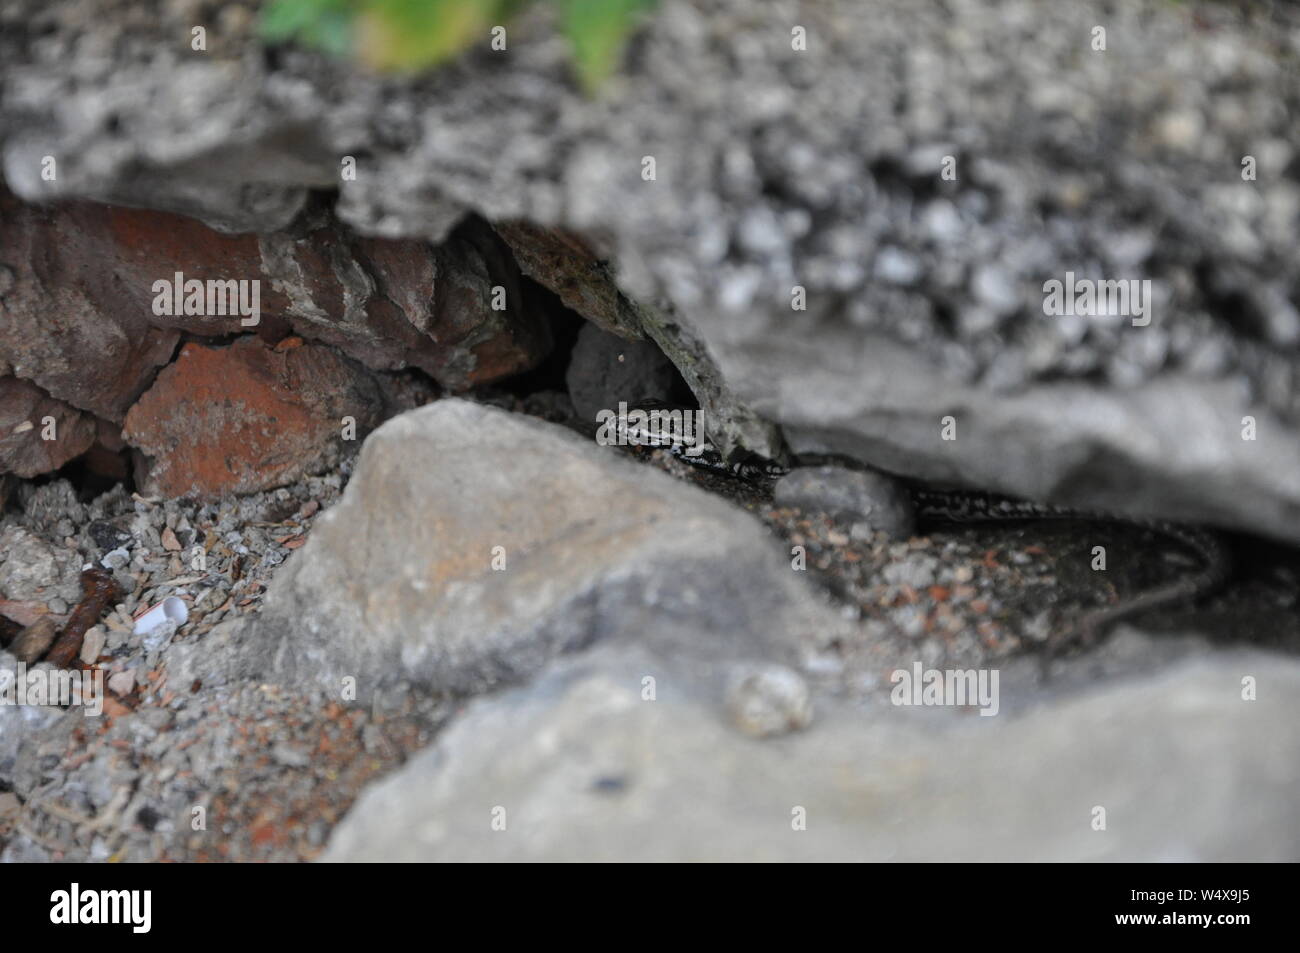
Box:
[123,338,386,499]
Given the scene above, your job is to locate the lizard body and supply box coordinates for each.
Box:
[614,399,1230,647]
[908,487,1231,649]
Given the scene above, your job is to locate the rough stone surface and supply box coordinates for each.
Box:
[564,323,679,427]
[0,525,83,605]
[775,466,916,539]
[495,222,640,339]
[759,342,1300,539]
[0,188,182,423]
[225,399,839,697]
[323,647,1300,862]
[4,0,1296,533]
[122,338,385,498]
[0,682,63,791]
[0,186,550,419]
[635,302,788,462]
[0,377,97,477]
[267,214,551,390]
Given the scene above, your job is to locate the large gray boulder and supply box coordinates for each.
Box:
[322,646,1300,862]
[220,399,840,698]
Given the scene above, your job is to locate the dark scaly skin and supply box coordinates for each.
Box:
[614,399,788,485]
[621,400,1230,649]
[909,487,1231,651]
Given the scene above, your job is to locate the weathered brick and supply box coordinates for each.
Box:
[122,338,386,499]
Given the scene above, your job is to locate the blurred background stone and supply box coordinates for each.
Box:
[3,0,1297,535]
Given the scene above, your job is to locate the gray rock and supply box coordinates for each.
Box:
[139,618,177,654]
[84,170,309,235]
[0,649,67,787]
[161,617,248,691]
[271,743,312,769]
[775,466,915,538]
[635,301,787,462]
[874,247,922,286]
[0,526,82,604]
[495,221,643,340]
[229,399,839,698]
[751,338,1300,541]
[100,547,131,571]
[564,323,679,427]
[322,648,1300,861]
[106,669,136,696]
[881,555,937,589]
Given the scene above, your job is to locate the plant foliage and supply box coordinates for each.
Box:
[260,0,658,91]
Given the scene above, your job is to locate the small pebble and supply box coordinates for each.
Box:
[107,670,136,696]
[726,665,814,739]
[774,466,915,539]
[101,547,131,570]
[271,744,312,769]
[79,626,108,665]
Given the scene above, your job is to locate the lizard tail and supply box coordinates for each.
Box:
[1074,525,1231,647]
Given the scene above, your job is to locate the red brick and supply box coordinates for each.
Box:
[123,338,385,499]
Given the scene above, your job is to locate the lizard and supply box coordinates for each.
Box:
[906,486,1231,655]
[609,398,1231,652]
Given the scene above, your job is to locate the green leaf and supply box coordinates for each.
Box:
[260,0,356,57]
[260,0,317,41]
[559,0,655,93]
[258,0,660,90]
[358,0,506,71]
